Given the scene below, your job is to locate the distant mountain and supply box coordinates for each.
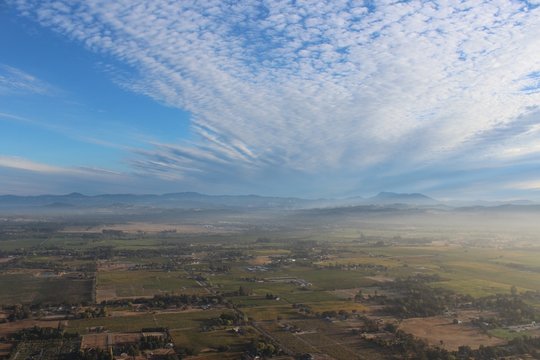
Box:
[0,192,318,211]
[365,192,438,205]
[447,199,537,207]
[0,191,536,214]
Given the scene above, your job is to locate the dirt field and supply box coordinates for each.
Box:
[81,332,144,350]
[0,343,13,358]
[95,288,155,303]
[80,333,108,349]
[95,288,117,303]
[248,256,272,265]
[399,312,506,351]
[329,288,361,299]
[365,275,394,283]
[97,261,135,271]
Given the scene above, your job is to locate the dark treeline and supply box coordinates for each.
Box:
[375,276,471,318]
[102,293,225,309]
[364,326,540,359]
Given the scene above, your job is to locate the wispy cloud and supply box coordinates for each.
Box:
[0,155,133,195]
[7,0,540,196]
[0,155,120,177]
[0,111,129,150]
[0,64,55,96]
[0,155,70,174]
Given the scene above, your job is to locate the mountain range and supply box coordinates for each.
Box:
[0,191,536,213]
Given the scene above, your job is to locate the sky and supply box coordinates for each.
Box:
[1,0,540,200]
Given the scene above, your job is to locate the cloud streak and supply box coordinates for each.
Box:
[0,155,120,177]
[0,64,55,96]
[7,0,540,197]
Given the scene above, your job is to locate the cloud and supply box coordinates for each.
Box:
[7,0,540,197]
[0,155,119,176]
[0,155,134,195]
[0,155,70,173]
[509,180,540,190]
[0,64,55,96]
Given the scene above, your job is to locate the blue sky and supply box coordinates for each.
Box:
[1,0,540,199]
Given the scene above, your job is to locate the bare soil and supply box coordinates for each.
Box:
[399,311,505,351]
[248,256,272,265]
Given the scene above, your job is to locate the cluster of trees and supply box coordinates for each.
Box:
[79,348,113,360]
[2,303,111,323]
[140,335,170,349]
[472,293,538,325]
[292,303,313,314]
[317,309,354,320]
[102,293,224,309]
[321,262,388,273]
[364,329,454,359]
[202,312,246,331]
[244,338,281,358]
[4,304,32,321]
[12,326,77,341]
[382,282,456,318]
[231,286,252,297]
[208,263,231,273]
[129,262,178,271]
[77,306,108,319]
[112,335,172,356]
[359,317,540,359]
[265,293,279,300]
[369,276,472,318]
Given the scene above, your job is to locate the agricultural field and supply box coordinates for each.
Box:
[96,269,202,301]
[399,312,506,351]
[2,208,540,359]
[0,272,92,305]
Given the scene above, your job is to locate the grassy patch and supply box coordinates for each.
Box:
[0,273,92,305]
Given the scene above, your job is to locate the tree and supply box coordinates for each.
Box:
[511,285,518,297]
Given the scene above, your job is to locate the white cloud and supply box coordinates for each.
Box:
[0,155,120,177]
[509,180,540,190]
[0,64,55,96]
[0,155,70,174]
[8,0,540,196]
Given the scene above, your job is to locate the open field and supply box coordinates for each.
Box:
[170,328,255,355]
[2,207,540,359]
[66,309,227,334]
[399,312,506,351]
[0,272,92,305]
[258,319,385,360]
[96,269,201,301]
[62,222,238,234]
[80,332,142,350]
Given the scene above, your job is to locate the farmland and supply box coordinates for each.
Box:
[1,205,540,359]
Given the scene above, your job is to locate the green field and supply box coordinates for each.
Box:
[0,273,92,305]
[97,269,201,298]
[3,215,540,359]
[66,309,228,334]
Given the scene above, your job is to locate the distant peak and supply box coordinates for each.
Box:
[367,191,437,204]
[375,191,431,198]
